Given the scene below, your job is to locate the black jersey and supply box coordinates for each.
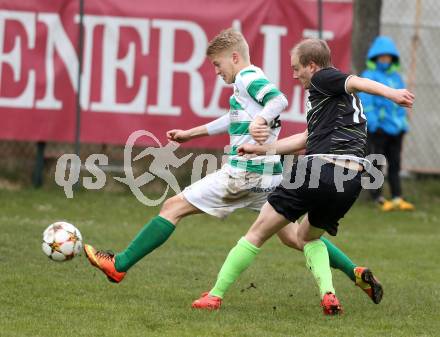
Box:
[305,67,367,158]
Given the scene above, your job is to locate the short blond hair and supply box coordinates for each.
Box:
[291,38,332,68]
[206,28,250,61]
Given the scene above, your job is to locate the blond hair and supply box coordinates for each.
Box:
[206,28,250,61]
[291,39,332,68]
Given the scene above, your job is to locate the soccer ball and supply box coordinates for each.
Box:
[42,222,83,261]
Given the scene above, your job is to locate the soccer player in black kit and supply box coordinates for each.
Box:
[192,38,415,315]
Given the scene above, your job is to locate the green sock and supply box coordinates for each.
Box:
[115,215,175,272]
[304,240,335,298]
[210,237,260,298]
[320,236,356,282]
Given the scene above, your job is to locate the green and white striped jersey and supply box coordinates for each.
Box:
[228,65,285,175]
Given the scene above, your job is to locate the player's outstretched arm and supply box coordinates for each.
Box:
[238,130,307,156]
[346,75,415,108]
[166,125,209,143]
[167,114,230,143]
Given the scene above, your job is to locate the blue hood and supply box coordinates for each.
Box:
[367,36,400,60]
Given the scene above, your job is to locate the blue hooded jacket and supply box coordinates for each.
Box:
[358,36,408,135]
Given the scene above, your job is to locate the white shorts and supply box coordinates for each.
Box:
[182,164,282,219]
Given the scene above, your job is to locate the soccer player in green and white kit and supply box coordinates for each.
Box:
[192,38,415,315]
[84,29,382,304]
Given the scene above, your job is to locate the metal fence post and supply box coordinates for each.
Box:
[318,0,323,39]
[74,0,85,189]
[32,141,46,188]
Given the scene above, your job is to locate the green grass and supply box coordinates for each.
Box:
[0,179,439,337]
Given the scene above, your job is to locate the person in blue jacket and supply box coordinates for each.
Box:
[359,36,414,211]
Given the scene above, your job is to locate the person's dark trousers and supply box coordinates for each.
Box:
[368,130,404,200]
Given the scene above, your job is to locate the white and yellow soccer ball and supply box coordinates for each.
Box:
[42,222,83,261]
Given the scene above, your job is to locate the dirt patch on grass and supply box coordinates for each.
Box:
[0,178,22,191]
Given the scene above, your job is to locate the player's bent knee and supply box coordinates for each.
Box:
[245,229,270,248]
[159,194,196,225]
[296,239,307,251]
[159,196,183,224]
[160,196,175,213]
[278,235,302,251]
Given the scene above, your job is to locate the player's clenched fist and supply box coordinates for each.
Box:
[166,129,191,143]
[390,89,415,108]
[249,116,270,144]
[237,143,269,156]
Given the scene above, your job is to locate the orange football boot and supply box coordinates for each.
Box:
[84,244,126,283]
[321,292,343,315]
[192,292,222,310]
[354,266,383,304]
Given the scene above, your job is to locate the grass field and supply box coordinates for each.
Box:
[1,179,439,337]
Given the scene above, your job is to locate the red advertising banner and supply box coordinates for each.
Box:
[0,0,353,148]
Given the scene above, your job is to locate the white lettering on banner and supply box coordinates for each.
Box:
[148,19,206,116]
[260,25,287,87]
[0,10,343,123]
[232,19,241,31]
[36,13,78,109]
[78,15,100,110]
[282,85,307,122]
[89,16,149,113]
[193,75,230,118]
[302,29,334,41]
[0,10,35,108]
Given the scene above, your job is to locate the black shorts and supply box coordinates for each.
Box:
[267,157,362,236]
